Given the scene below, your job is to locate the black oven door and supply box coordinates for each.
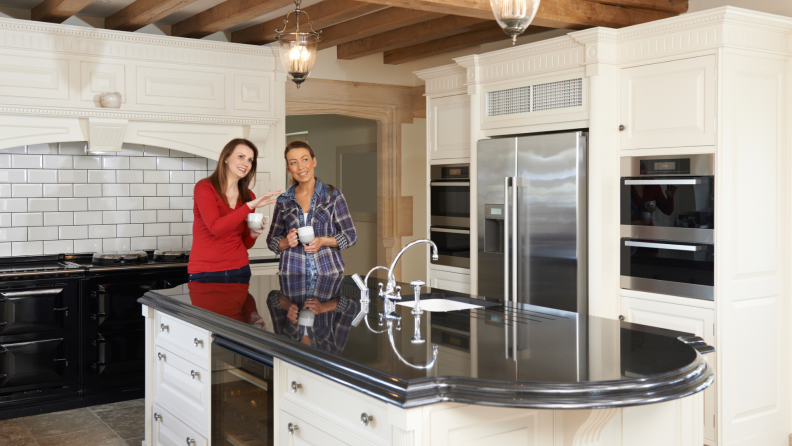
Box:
[430,181,470,227]
[620,176,714,243]
[620,238,714,300]
[430,227,470,269]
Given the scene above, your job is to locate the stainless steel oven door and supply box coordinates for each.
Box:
[620,238,714,300]
[430,181,470,227]
[430,227,470,269]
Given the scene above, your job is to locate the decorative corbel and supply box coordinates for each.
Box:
[86,117,128,153]
[570,28,619,77]
[246,125,270,154]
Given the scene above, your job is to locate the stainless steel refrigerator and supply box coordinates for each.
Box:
[477,131,588,314]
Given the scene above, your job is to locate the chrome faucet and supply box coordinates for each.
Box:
[379,239,439,311]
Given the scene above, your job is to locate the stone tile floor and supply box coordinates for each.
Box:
[0,399,145,446]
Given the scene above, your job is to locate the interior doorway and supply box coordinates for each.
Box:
[284,115,378,276]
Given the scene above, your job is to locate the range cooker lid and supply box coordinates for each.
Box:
[153,250,190,261]
[92,251,149,264]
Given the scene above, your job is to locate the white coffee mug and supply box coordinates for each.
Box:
[298,308,315,326]
[246,213,266,230]
[297,226,315,244]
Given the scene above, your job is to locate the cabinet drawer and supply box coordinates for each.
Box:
[281,362,390,442]
[155,312,210,366]
[280,409,349,446]
[430,269,470,294]
[154,345,210,439]
[152,403,208,446]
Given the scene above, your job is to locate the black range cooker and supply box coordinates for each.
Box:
[0,250,189,419]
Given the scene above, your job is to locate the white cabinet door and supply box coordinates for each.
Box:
[428,404,553,445]
[620,55,716,150]
[152,404,209,446]
[429,94,470,161]
[429,268,470,294]
[280,410,350,446]
[154,345,211,439]
[620,296,717,444]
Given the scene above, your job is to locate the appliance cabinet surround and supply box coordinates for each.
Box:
[416,7,791,445]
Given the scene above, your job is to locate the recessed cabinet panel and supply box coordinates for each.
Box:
[154,346,210,438]
[430,268,471,294]
[279,410,348,446]
[430,95,471,161]
[152,404,209,446]
[620,56,716,149]
[620,296,716,443]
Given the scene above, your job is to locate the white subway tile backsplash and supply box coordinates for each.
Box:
[44,184,73,198]
[182,210,194,222]
[58,142,87,155]
[117,224,143,238]
[182,184,194,197]
[118,144,144,157]
[59,226,88,239]
[103,184,129,197]
[144,223,169,236]
[0,243,9,256]
[170,223,192,235]
[157,157,182,171]
[12,184,42,198]
[131,210,157,223]
[183,158,207,170]
[130,184,156,196]
[59,198,88,212]
[157,210,182,223]
[0,169,26,183]
[117,170,143,183]
[131,237,157,250]
[28,226,58,241]
[74,184,102,197]
[182,236,193,249]
[0,198,27,213]
[74,156,101,169]
[144,197,169,210]
[27,144,57,155]
[102,157,129,170]
[74,211,102,225]
[28,170,58,183]
[143,170,168,183]
[2,146,26,154]
[144,146,169,157]
[28,198,58,212]
[59,170,87,183]
[130,157,156,170]
[12,155,42,169]
[195,171,210,181]
[88,197,116,211]
[44,212,73,226]
[12,213,43,227]
[170,197,193,210]
[170,150,194,158]
[0,184,9,198]
[43,155,72,169]
[170,171,194,184]
[103,238,131,251]
[157,184,181,196]
[88,170,115,183]
[0,227,27,242]
[117,197,144,210]
[157,236,182,250]
[103,211,130,224]
[44,240,73,255]
[89,225,116,238]
[12,241,42,256]
[0,214,10,227]
[0,154,9,168]
[208,160,218,171]
[74,239,103,253]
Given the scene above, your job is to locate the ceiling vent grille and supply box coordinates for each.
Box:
[486,78,582,117]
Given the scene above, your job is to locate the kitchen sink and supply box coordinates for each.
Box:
[396,293,500,312]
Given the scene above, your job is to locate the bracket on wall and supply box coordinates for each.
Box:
[86,117,129,153]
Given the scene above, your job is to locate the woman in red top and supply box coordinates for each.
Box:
[188,138,280,282]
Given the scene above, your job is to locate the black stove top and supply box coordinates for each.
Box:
[0,251,190,277]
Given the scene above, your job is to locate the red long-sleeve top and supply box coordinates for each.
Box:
[188,180,257,274]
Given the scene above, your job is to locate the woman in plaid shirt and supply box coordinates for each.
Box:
[266,142,357,275]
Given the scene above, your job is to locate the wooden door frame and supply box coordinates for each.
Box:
[286,79,424,276]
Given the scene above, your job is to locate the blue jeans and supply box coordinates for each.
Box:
[189,265,251,284]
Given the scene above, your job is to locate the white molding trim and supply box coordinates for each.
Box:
[0,106,279,126]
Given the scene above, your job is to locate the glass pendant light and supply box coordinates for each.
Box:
[275,0,321,88]
[490,0,541,45]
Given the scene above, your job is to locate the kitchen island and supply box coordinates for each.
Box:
[140,274,713,446]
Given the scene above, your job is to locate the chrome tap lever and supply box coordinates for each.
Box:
[411,313,424,344]
[394,285,401,301]
[395,316,401,331]
[410,280,425,315]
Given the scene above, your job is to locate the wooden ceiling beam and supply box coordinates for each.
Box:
[317,7,443,50]
[337,15,490,60]
[587,0,687,14]
[232,0,387,45]
[172,0,294,39]
[356,0,676,29]
[383,24,551,64]
[106,0,201,32]
[32,0,94,23]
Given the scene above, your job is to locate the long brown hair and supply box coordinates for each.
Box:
[207,138,258,205]
[284,141,334,194]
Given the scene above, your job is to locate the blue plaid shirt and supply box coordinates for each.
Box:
[266,178,357,275]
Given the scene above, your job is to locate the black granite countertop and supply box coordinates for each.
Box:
[141,274,714,409]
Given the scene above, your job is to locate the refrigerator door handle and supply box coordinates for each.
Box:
[511,177,518,309]
[504,177,510,307]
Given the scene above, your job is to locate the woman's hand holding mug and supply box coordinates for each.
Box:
[286,228,299,248]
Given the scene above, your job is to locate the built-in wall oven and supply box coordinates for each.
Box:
[430,164,470,268]
[620,154,714,300]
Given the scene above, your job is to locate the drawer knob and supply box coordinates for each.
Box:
[157,352,166,361]
[619,124,625,131]
[194,338,203,347]
[153,413,162,422]
[361,413,374,427]
[160,323,169,332]
[619,315,625,321]
[191,370,200,379]
[288,423,299,435]
[186,437,195,445]
[291,381,302,393]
